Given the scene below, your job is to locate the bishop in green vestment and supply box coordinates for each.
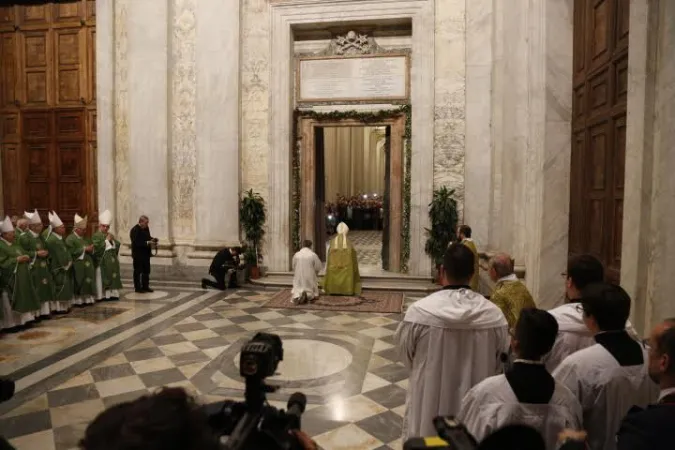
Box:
[92,210,122,301]
[487,252,535,329]
[19,210,54,317]
[66,214,96,305]
[323,222,362,296]
[0,216,40,329]
[44,211,74,311]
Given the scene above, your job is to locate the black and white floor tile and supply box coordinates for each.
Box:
[0,281,421,450]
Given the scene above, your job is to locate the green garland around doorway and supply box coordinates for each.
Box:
[291,105,412,272]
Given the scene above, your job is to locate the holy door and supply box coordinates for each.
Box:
[0,1,97,229]
[569,0,628,283]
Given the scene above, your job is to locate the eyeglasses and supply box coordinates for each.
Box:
[560,272,568,279]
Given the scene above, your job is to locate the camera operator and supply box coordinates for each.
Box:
[130,215,157,293]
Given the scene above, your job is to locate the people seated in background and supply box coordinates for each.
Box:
[545,254,638,371]
[201,246,241,290]
[323,222,361,296]
[617,318,675,450]
[458,225,480,292]
[395,243,509,440]
[487,252,535,329]
[291,240,322,305]
[459,308,582,449]
[553,283,658,450]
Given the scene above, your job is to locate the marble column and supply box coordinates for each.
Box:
[623,0,675,335]
[191,0,240,259]
[96,0,115,225]
[127,0,172,254]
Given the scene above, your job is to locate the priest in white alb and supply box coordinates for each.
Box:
[291,240,322,304]
[395,243,509,440]
[553,283,658,450]
[458,308,582,450]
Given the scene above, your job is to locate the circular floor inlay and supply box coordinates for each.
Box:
[125,290,169,300]
[234,339,353,382]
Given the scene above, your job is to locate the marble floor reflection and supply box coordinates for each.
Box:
[0,281,420,450]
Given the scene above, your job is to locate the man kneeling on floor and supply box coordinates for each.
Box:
[201,246,241,290]
[292,240,322,305]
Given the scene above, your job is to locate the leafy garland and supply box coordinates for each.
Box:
[291,105,412,272]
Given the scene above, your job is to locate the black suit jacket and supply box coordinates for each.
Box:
[616,393,675,450]
[130,224,153,259]
[209,249,238,276]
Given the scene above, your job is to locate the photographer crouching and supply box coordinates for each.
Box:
[79,333,317,450]
[130,215,158,293]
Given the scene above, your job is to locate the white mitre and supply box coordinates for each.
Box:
[49,211,64,228]
[99,209,112,226]
[0,216,14,233]
[25,209,42,225]
[74,213,88,230]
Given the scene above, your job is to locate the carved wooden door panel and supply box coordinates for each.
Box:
[0,1,96,227]
[569,0,628,283]
[314,127,327,261]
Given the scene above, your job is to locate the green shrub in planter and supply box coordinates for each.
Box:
[424,186,459,275]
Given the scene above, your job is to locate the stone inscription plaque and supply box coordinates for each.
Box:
[298,55,409,103]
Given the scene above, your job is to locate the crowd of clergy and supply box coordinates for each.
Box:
[0,209,123,331]
[397,237,673,450]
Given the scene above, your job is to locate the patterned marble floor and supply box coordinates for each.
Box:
[343,230,383,270]
[0,281,419,450]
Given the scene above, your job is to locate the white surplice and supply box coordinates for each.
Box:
[544,303,640,371]
[395,288,509,440]
[552,343,659,450]
[458,374,582,449]
[291,247,322,301]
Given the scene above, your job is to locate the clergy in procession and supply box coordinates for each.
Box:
[395,243,509,440]
[552,283,658,450]
[44,211,74,312]
[291,240,323,304]
[66,214,96,306]
[322,222,361,296]
[458,308,582,450]
[0,216,40,330]
[458,225,480,292]
[487,252,535,329]
[544,255,638,371]
[19,210,54,316]
[92,210,122,301]
[15,217,28,236]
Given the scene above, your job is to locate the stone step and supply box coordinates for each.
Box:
[251,272,440,293]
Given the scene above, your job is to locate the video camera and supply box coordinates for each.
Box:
[204,333,308,450]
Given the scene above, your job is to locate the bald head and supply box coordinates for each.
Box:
[647,318,675,385]
[489,252,515,281]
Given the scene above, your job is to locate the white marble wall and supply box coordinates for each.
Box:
[434,0,466,213]
[623,0,675,335]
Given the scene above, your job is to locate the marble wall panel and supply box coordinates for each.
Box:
[434,0,466,214]
[241,0,271,201]
[170,0,197,241]
[113,0,131,238]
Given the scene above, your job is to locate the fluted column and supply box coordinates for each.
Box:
[191,0,240,257]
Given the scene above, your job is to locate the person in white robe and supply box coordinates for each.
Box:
[396,243,509,441]
[458,308,582,449]
[553,283,659,450]
[291,240,322,304]
[545,254,638,371]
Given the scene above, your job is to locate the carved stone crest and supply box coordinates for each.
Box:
[318,31,386,56]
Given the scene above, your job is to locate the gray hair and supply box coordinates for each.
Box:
[138,215,149,223]
[489,252,515,278]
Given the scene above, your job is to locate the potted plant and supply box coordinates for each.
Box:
[240,189,266,279]
[424,186,458,284]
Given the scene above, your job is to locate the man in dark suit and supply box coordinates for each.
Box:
[129,215,157,293]
[201,247,240,290]
[617,318,675,450]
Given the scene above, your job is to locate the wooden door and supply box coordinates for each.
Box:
[569,0,629,283]
[314,127,327,261]
[0,1,96,229]
[381,126,391,271]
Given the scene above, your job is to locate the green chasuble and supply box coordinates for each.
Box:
[322,234,362,296]
[0,239,41,313]
[92,231,123,290]
[44,233,75,301]
[462,239,480,292]
[18,231,55,305]
[490,279,536,329]
[65,233,96,296]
